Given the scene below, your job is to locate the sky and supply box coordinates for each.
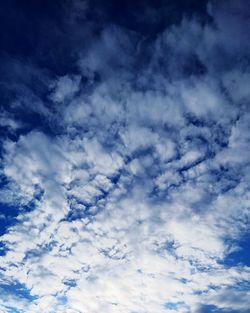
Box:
[0,0,250,312]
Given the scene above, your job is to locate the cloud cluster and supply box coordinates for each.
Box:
[0,1,250,312]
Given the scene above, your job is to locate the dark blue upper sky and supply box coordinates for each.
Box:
[0,0,209,74]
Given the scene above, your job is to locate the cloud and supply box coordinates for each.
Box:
[0,1,250,312]
[49,75,81,103]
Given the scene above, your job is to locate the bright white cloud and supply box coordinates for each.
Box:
[0,1,250,313]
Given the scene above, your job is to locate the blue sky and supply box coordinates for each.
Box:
[0,0,250,312]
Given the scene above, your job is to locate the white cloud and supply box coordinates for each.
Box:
[50,75,81,103]
[0,1,250,312]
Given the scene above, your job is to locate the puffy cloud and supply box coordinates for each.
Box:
[50,75,81,103]
[0,1,250,312]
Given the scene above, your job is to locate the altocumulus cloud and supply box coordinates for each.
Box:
[0,0,250,312]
